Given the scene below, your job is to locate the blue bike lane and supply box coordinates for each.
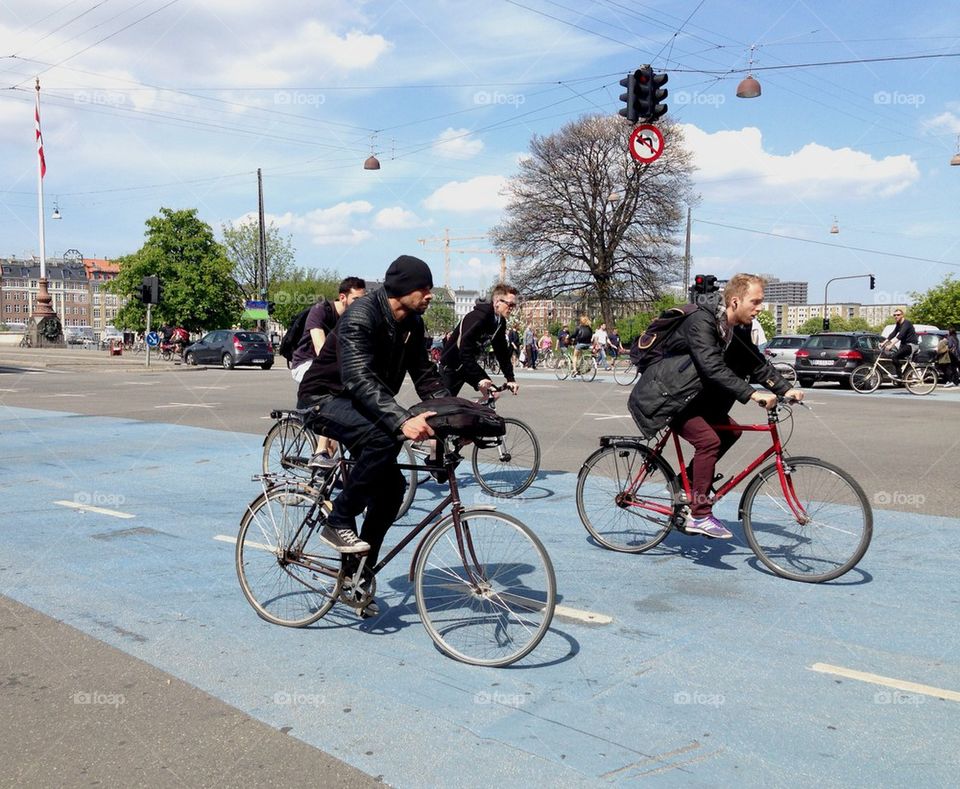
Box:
[1,405,958,787]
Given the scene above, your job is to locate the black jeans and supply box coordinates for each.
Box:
[891,345,912,380]
[439,365,467,397]
[302,394,406,565]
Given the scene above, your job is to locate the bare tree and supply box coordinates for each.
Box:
[222,219,297,300]
[492,114,695,325]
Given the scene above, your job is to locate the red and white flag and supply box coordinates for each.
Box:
[35,96,46,178]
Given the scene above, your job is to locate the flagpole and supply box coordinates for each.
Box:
[32,76,57,336]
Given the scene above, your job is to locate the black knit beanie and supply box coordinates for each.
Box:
[383,255,434,297]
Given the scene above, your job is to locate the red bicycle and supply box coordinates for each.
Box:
[576,399,872,583]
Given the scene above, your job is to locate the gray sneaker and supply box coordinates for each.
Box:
[308,451,337,469]
[685,515,733,540]
[320,524,370,554]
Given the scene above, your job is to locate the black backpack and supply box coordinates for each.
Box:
[629,304,698,372]
[408,397,506,440]
[278,306,312,362]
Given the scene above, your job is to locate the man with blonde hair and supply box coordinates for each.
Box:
[628,273,804,539]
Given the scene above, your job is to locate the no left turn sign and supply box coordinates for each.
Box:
[629,124,664,163]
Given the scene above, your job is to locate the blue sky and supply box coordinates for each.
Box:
[2,0,959,304]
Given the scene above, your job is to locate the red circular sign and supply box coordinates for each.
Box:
[629,124,664,163]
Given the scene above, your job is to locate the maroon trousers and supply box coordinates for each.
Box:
[674,412,742,518]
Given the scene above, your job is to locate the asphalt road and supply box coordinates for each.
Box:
[1,354,957,516]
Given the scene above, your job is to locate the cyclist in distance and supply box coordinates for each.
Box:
[628,274,804,540]
[881,309,918,385]
[439,283,519,398]
[290,276,367,467]
[570,315,593,376]
[296,256,449,609]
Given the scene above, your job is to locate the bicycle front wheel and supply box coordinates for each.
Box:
[576,442,679,553]
[773,362,797,387]
[262,417,316,482]
[905,365,937,395]
[396,443,419,518]
[554,356,570,380]
[415,510,556,667]
[236,485,342,626]
[471,418,540,497]
[850,364,880,394]
[742,457,872,583]
[613,360,639,386]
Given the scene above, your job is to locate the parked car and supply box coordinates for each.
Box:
[64,326,96,347]
[182,330,274,369]
[763,334,808,366]
[99,325,124,349]
[794,332,883,388]
[915,329,947,365]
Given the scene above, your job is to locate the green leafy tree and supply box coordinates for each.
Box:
[424,301,456,336]
[756,310,777,340]
[910,275,960,328]
[796,315,875,335]
[107,208,241,332]
[267,268,342,328]
[222,219,297,301]
[615,293,686,344]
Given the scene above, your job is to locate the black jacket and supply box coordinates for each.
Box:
[573,324,593,345]
[887,319,918,347]
[628,304,790,438]
[440,300,515,387]
[298,288,448,434]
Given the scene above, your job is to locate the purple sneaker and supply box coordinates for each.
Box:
[686,515,733,540]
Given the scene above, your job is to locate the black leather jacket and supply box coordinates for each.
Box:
[299,288,448,434]
[440,300,515,387]
[628,303,790,437]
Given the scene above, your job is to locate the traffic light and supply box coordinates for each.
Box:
[869,275,876,290]
[141,275,160,305]
[266,301,276,315]
[636,66,668,122]
[693,274,719,294]
[822,318,831,331]
[619,71,640,123]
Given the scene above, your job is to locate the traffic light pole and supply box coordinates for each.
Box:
[822,274,875,331]
[145,303,152,369]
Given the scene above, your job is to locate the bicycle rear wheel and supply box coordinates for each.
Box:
[613,360,639,386]
[850,364,880,393]
[742,457,872,583]
[579,357,597,382]
[554,356,570,380]
[576,442,679,553]
[236,485,342,626]
[905,365,937,395]
[415,510,556,667]
[471,417,540,497]
[262,417,316,481]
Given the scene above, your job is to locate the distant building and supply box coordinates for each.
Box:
[760,277,808,305]
[764,301,909,333]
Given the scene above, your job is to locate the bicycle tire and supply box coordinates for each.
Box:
[414,510,556,667]
[613,360,639,386]
[773,362,797,387]
[236,485,342,626]
[554,356,570,380]
[396,443,419,518]
[262,417,316,482]
[579,357,597,382]
[471,417,540,497]
[576,442,679,553]
[741,457,872,583]
[905,365,937,395]
[850,364,880,394]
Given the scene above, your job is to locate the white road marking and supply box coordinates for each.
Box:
[214,533,274,553]
[583,412,631,420]
[553,604,613,625]
[54,500,135,519]
[154,402,221,409]
[40,393,88,398]
[118,381,156,385]
[0,388,20,392]
[189,386,228,390]
[809,662,960,702]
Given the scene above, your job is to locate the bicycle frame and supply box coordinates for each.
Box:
[621,408,810,525]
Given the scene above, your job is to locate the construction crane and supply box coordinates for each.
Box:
[417,228,507,288]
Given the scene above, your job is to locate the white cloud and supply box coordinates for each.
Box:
[922,111,960,134]
[432,128,484,160]
[423,175,509,213]
[236,201,373,246]
[683,125,920,201]
[374,206,426,229]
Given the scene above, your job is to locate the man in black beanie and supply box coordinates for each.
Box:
[297,255,449,617]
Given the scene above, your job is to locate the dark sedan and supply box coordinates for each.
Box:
[182,330,274,369]
[795,332,882,388]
